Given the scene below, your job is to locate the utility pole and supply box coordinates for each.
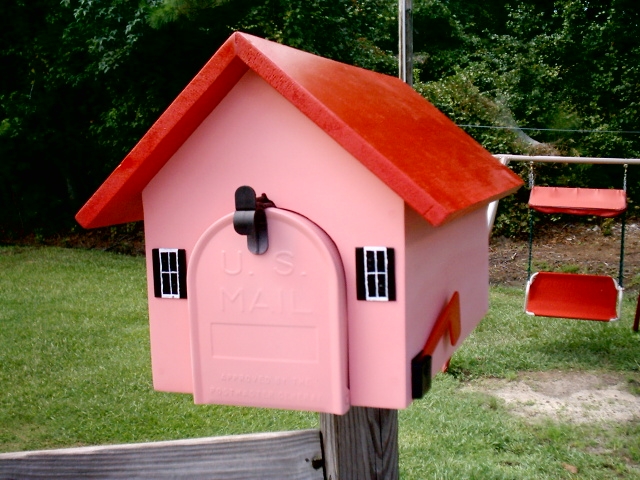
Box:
[319,5,413,478]
[398,0,413,86]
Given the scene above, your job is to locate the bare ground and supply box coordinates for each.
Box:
[487,220,640,425]
[490,220,640,290]
[464,371,640,424]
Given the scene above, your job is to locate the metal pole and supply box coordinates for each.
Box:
[398,0,413,86]
[493,154,640,165]
[487,155,640,232]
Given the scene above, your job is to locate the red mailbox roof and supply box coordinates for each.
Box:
[76,32,522,228]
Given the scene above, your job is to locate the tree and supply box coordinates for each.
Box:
[149,0,398,73]
[2,0,639,235]
[414,0,640,159]
[0,0,399,234]
[0,0,241,233]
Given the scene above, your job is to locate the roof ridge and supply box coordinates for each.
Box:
[76,32,522,229]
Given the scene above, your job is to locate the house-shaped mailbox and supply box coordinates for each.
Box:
[77,32,522,414]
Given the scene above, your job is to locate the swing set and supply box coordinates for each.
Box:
[490,155,640,330]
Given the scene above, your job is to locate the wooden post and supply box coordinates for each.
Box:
[398,0,413,86]
[318,6,411,478]
[326,6,411,478]
[320,407,399,480]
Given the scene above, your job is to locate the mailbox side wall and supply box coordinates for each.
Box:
[142,70,409,408]
[404,206,490,390]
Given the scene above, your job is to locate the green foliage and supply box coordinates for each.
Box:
[0,0,398,235]
[1,0,161,233]
[147,0,399,71]
[413,0,640,159]
[2,0,640,236]
[221,0,397,73]
[148,0,231,27]
[413,0,640,230]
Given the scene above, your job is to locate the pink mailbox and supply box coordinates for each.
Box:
[76,32,522,414]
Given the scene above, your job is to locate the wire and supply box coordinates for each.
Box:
[457,124,640,134]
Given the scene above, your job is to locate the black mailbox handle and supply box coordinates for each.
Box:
[233,186,274,255]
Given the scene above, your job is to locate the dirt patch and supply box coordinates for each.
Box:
[466,371,640,424]
[486,222,640,424]
[490,221,640,290]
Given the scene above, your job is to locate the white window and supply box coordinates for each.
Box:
[356,247,396,301]
[152,248,187,299]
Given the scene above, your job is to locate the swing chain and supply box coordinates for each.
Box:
[527,162,535,280]
[528,161,535,189]
[619,163,629,287]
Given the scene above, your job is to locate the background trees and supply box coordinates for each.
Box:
[1,0,639,235]
[414,0,640,155]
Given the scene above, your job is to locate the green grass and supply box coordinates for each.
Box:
[0,247,316,452]
[400,286,640,479]
[1,246,639,478]
[451,286,640,377]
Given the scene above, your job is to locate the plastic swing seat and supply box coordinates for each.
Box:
[525,272,623,321]
[525,186,627,322]
[529,186,627,217]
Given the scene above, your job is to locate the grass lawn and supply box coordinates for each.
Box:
[1,246,639,478]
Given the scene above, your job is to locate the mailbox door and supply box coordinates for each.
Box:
[188,208,349,414]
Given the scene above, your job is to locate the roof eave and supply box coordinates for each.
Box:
[76,36,249,228]
[76,32,523,230]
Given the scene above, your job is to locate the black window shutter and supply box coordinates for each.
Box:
[355,248,366,300]
[151,249,162,298]
[356,247,396,302]
[178,249,188,299]
[387,248,396,301]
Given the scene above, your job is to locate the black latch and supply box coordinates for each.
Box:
[410,353,432,399]
[233,186,275,255]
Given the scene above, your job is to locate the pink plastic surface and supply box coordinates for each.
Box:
[143,70,407,408]
[404,206,490,385]
[139,70,496,409]
[188,209,349,414]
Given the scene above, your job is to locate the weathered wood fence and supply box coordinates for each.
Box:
[0,407,399,480]
[0,430,324,480]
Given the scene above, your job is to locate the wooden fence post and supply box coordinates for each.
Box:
[320,407,399,480]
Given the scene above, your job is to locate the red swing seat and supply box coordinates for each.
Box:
[526,186,626,322]
[529,186,626,217]
[525,272,622,321]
